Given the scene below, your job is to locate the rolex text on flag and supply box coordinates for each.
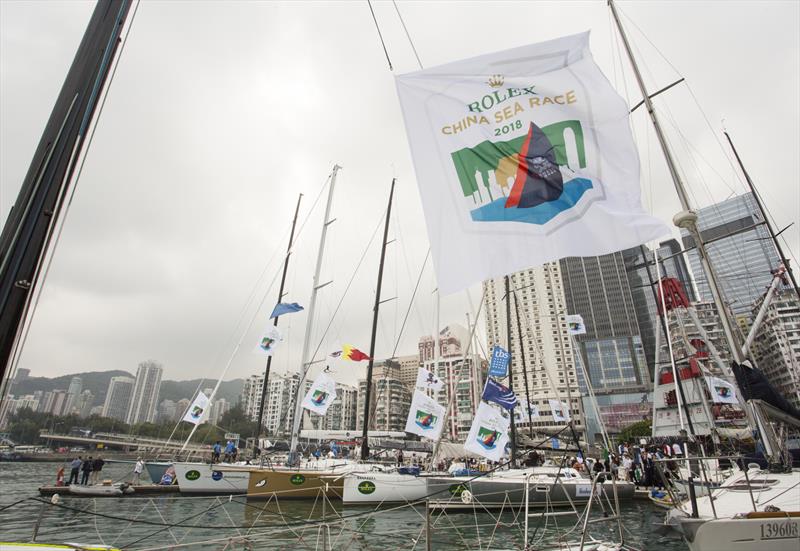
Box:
[464,402,511,462]
[395,32,669,294]
[482,378,518,410]
[301,372,337,416]
[705,376,738,404]
[270,302,304,319]
[548,399,570,422]
[253,325,282,356]
[404,390,447,441]
[183,391,210,425]
[566,314,587,336]
[415,367,444,391]
[489,345,510,378]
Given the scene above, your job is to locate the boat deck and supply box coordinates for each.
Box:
[38,484,180,497]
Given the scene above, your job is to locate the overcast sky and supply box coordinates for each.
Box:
[1,1,798,388]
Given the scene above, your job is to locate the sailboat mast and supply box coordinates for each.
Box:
[510,283,534,439]
[608,0,744,365]
[723,130,800,304]
[289,165,340,457]
[503,275,518,467]
[255,193,303,438]
[360,178,396,461]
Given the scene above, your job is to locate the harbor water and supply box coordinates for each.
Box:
[1,462,689,549]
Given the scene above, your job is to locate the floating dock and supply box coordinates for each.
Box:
[38,484,180,497]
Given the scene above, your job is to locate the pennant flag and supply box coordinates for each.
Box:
[464,402,511,461]
[253,325,282,356]
[270,302,304,319]
[182,391,210,425]
[415,367,444,391]
[706,376,738,404]
[301,372,337,416]
[404,390,447,441]
[395,32,669,295]
[331,344,371,362]
[548,399,570,422]
[489,345,510,378]
[482,379,518,410]
[514,400,540,424]
[566,314,587,336]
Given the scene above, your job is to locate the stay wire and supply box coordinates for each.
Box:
[366,0,392,71]
[392,0,423,69]
[391,247,429,358]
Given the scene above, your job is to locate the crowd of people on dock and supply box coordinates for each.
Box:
[57,455,104,486]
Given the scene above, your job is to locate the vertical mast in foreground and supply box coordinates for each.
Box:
[288,165,341,459]
[360,178,396,461]
[256,193,303,439]
[503,275,518,467]
[608,0,744,366]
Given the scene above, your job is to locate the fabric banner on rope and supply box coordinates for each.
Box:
[548,399,570,422]
[301,372,337,416]
[183,391,210,425]
[404,390,447,441]
[395,32,669,294]
[482,379,518,410]
[464,402,511,461]
[270,302,304,319]
[706,376,738,404]
[514,400,540,424]
[415,367,444,392]
[253,325,282,356]
[489,345,510,378]
[330,344,371,362]
[566,314,587,336]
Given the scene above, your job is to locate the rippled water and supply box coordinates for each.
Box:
[0,462,688,549]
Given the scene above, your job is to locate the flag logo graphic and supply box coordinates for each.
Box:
[357,481,376,495]
[311,390,329,406]
[476,427,501,450]
[715,385,731,399]
[190,405,204,420]
[414,410,437,430]
[290,474,306,485]
[452,120,592,226]
[259,337,276,352]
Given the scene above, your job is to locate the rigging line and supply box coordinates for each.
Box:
[391,247,429,358]
[366,0,393,71]
[2,0,143,398]
[392,0,423,69]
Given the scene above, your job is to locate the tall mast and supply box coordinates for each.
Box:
[0,0,133,393]
[511,282,535,440]
[608,0,744,365]
[360,178,396,460]
[723,130,800,305]
[255,193,303,438]
[289,165,340,458]
[503,275,518,467]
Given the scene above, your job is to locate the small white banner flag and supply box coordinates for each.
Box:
[253,325,283,356]
[464,402,511,462]
[548,399,570,423]
[405,390,447,441]
[183,391,210,425]
[415,367,444,392]
[706,376,738,404]
[566,314,587,336]
[514,400,540,424]
[301,372,337,416]
[395,32,669,294]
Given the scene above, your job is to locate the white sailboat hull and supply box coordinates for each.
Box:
[173,462,249,494]
[684,516,800,551]
[342,472,449,504]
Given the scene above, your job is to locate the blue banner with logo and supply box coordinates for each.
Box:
[489,345,510,378]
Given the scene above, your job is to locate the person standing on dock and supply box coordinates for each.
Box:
[80,456,93,485]
[212,441,221,463]
[91,456,104,484]
[68,457,81,485]
[132,457,144,484]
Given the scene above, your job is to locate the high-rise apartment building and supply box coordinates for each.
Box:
[623,239,696,373]
[750,289,800,409]
[682,192,781,320]
[307,384,359,432]
[483,264,586,441]
[357,361,411,432]
[62,377,83,416]
[395,354,421,390]
[102,376,134,422]
[158,399,177,422]
[241,372,309,435]
[126,361,163,425]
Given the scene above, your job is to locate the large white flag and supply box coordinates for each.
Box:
[464,402,511,461]
[415,367,444,392]
[301,372,337,416]
[396,32,669,294]
[549,399,570,423]
[183,391,210,425]
[706,376,738,405]
[404,390,447,441]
